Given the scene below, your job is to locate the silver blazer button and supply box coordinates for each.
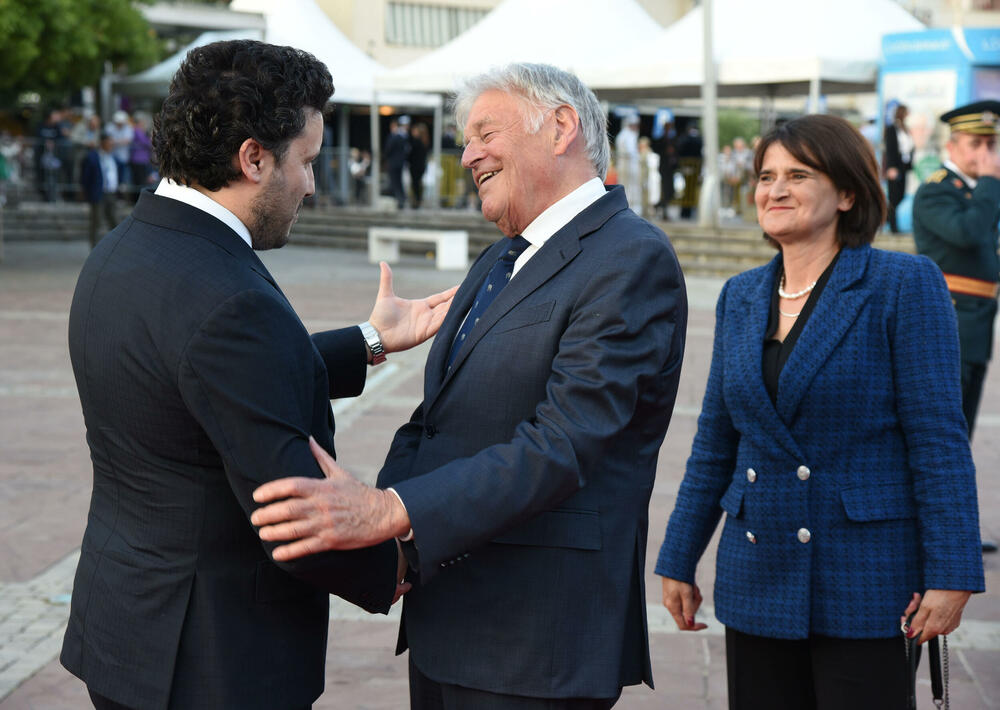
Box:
[797,528,811,544]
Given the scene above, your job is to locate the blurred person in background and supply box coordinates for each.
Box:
[80,132,118,248]
[409,122,430,209]
[883,103,913,233]
[615,112,641,215]
[129,113,154,196]
[105,109,133,193]
[386,115,411,209]
[912,99,1000,553]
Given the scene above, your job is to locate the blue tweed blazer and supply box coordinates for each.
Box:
[656,244,985,640]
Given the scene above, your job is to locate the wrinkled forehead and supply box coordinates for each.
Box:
[462,90,531,131]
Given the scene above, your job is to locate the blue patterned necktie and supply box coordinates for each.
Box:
[446,235,531,370]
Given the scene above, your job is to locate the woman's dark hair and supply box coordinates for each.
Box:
[152,40,333,191]
[753,114,886,248]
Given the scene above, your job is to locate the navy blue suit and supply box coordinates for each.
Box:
[656,245,985,640]
[62,192,398,709]
[80,149,106,203]
[378,185,688,700]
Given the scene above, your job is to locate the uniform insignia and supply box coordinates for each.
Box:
[927,169,947,183]
[953,179,964,189]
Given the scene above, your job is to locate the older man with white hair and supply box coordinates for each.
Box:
[253,62,688,709]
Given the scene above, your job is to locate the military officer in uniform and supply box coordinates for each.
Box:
[913,99,1000,553]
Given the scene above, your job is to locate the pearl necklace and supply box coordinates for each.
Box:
[779,308,801,318]
[778,273,817,300]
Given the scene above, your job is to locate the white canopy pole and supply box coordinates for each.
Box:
[370,95,381,208]
[431,101,443,208]
[698,0,720,229]
[808,76,822,114]
[338,105,350,205]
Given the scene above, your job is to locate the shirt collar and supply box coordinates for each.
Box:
[520,177,606,249]
[154,178,253,248]
[943,160,977,189]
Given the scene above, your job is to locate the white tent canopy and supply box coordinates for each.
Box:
[117,30,263,98]
[229,0,437,107]
[374,0,664,94]
[120,0,439,108]
[581,0,925,100]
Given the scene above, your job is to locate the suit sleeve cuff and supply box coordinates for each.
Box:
[387,487,414,542]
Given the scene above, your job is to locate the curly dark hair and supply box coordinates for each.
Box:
[152,40,333,191]
[754,114,886,248]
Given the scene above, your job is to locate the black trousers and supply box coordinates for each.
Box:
[409,656,620,710]
[886,175,906,233]
[725,627,910,710]
[88,195,118,248]
[388,164,406,208]
[961,360,987,438]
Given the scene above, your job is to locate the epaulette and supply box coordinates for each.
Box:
[926,169,948,184]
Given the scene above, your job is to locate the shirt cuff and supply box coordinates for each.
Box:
[386,487,414,542]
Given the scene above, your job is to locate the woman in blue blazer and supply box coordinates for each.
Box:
[656,115,985,709]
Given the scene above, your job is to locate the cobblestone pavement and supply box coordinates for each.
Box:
[1,240,997,709]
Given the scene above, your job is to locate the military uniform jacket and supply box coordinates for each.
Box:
[912,167,1000,364]
[656,246,984,641]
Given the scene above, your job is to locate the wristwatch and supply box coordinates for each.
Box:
[359,321,386,365]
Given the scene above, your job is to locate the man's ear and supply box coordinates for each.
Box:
[552,104,581,157]
[237,138,268,183]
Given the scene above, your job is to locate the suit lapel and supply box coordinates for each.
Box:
[423,186,628,412]
[132,191,285,295]
[776,245,871,424]
[422,241,503,399]
[734,256,803,461]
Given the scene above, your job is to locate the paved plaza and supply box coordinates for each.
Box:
[0,239,997,709]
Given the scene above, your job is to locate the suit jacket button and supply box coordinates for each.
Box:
[797,465,810,481]
[797,528,811,544]
[746,468,757,482]
[425,425,437,439]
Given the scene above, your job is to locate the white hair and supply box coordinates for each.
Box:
[452,63,610,180]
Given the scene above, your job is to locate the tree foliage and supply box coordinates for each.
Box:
[718,109,762,150]
[0,0,159,97]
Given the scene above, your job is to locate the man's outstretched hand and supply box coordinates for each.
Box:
[251,437,411,561]
[368,261,457,353]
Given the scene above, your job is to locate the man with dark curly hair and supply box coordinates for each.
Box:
[60,40,454,710]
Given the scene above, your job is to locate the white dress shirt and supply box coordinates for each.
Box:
[513,177,606,277]
[154,178,253,248]
[944,160,978,189]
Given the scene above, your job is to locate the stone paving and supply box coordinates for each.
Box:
[1,240,997,709]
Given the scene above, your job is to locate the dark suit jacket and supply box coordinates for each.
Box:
[656,246,984,640]
[61,192,398,710]
[385,130,410,170]
[80,149,106,203]
[377,185,687,699]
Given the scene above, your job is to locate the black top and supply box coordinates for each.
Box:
[762,251,841,404]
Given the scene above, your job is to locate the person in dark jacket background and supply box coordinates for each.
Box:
[79,132,118,248]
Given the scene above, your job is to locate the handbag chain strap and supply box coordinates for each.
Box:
[904,630,949,710]
[937,635,950,710]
